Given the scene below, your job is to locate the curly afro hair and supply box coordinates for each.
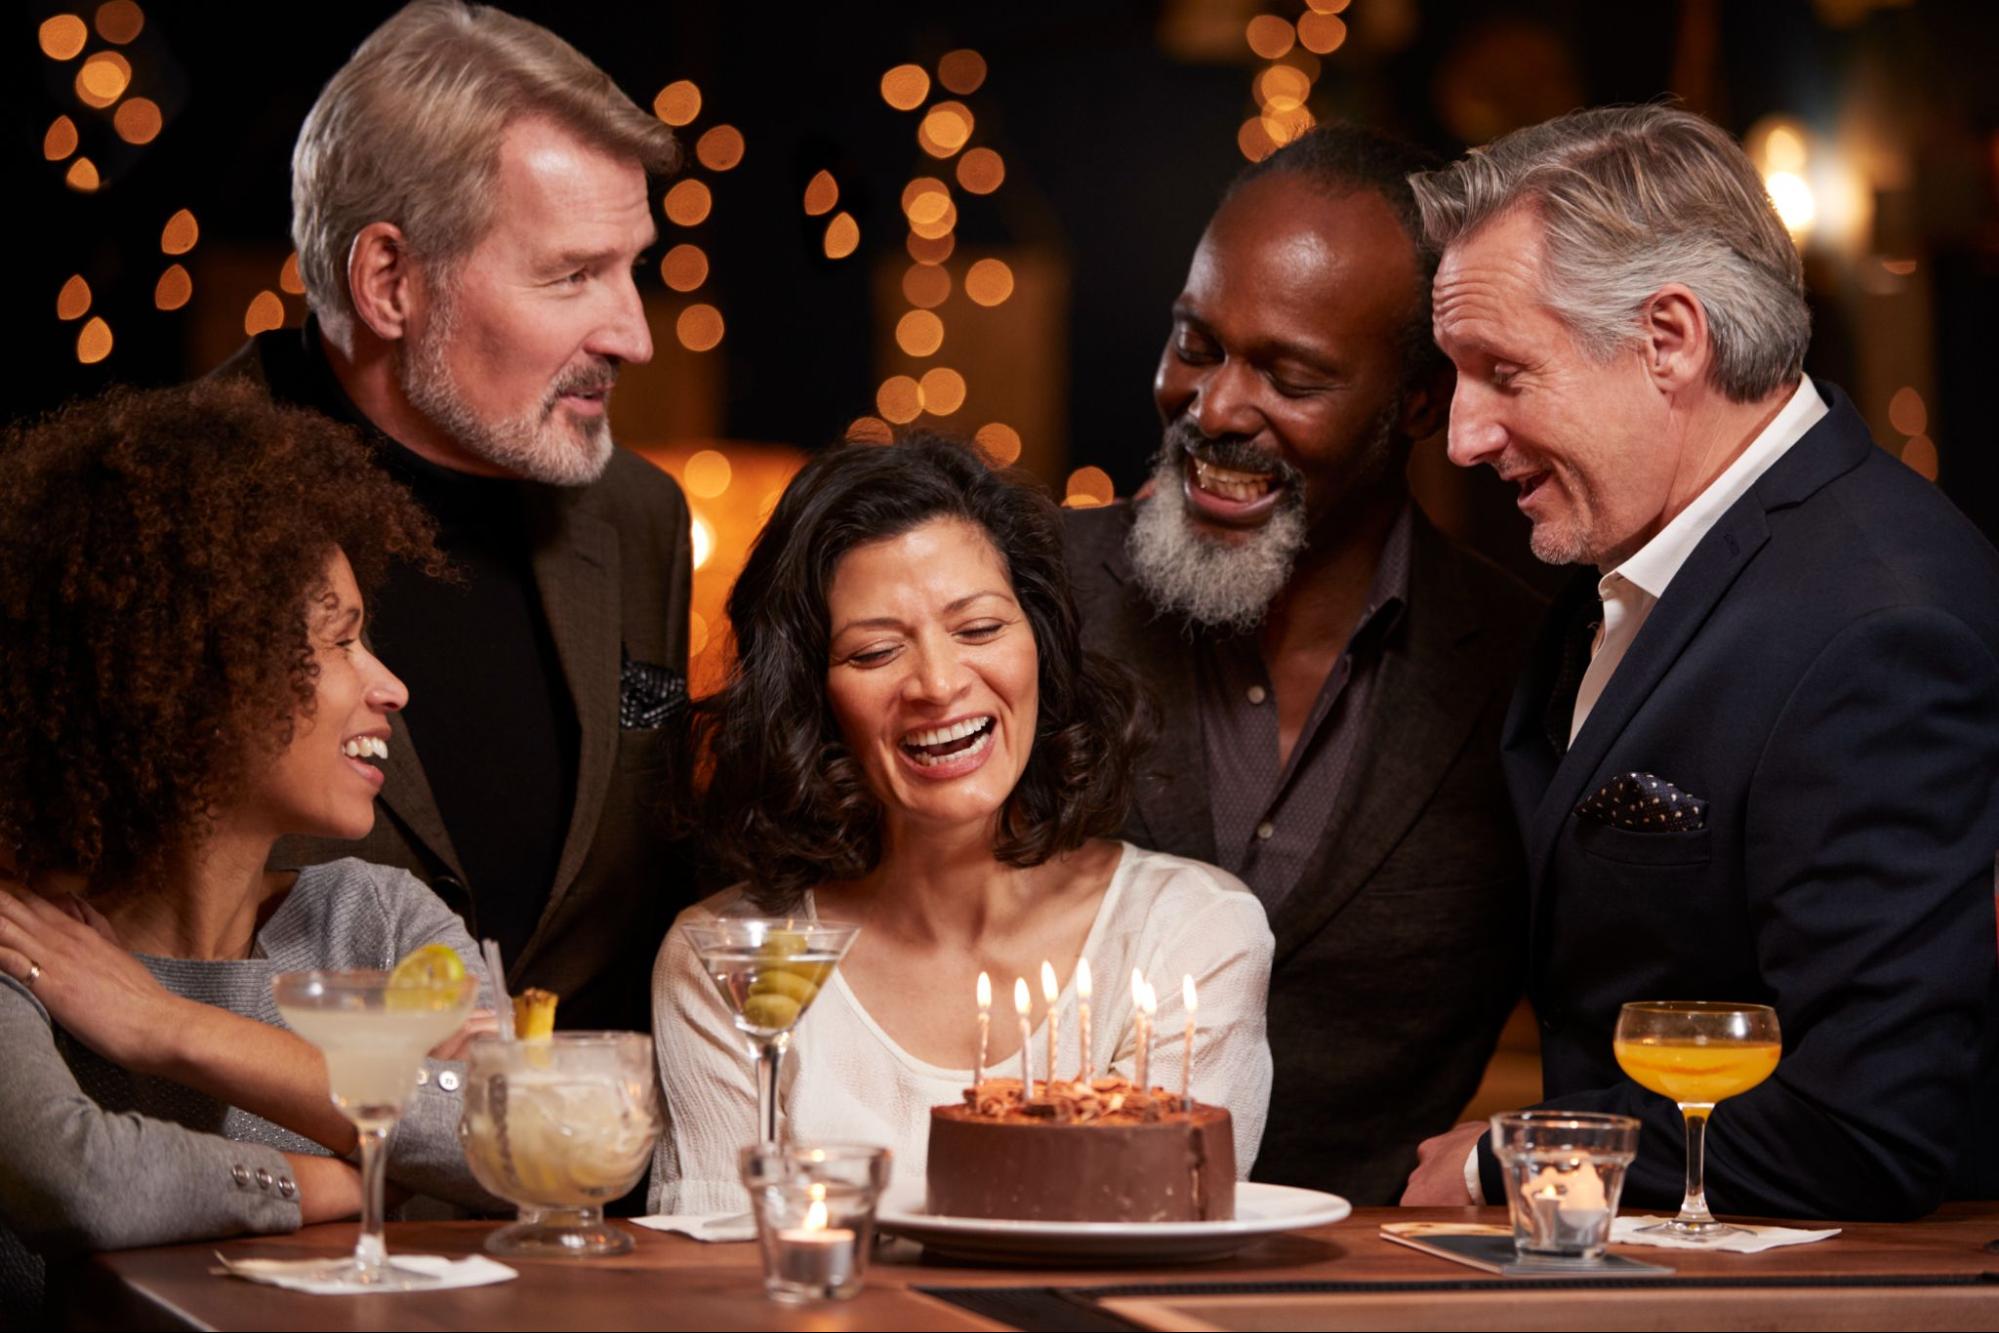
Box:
[0,380,436,884]
[697,429,1154,911]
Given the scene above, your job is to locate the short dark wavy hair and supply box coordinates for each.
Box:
[0,380,436,884]
[699,432,1153,910]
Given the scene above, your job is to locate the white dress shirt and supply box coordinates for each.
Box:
[1463,377,1828,1204]
[1570,378,1828,741]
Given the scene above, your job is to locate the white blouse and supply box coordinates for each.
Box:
[648,843,1275,1214]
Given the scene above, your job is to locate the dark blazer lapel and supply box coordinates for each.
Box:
[1524,382,1872,877]
[377,709,468,883]
[521,488,622,958]
[1097,529,1216,863]
[1269,513,1487,965]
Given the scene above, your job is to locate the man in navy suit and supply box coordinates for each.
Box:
[1398,105,1999,1220]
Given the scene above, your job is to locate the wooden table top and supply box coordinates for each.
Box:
[56,1204,1999,1332]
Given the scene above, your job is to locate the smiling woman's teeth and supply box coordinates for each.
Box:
[1190,457,1274,502]
[343,737,388,759]
[902,716,995,766]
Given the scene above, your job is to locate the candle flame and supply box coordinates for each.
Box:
[804,1198,830,1231]
[1076,957,1092,998]
[977,971,991,1009]
[1183,974,1198,1013]
[1131,967,1146,1006]
[1140,980,1158,1016]
[1014,975,1031,1015]
[1040,959,1058,1003]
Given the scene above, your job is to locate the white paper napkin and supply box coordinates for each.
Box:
[630,1211,757,1243]
[212,1252,518,1293]
[1611,1217,1841,1252]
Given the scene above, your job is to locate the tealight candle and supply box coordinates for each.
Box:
[1013,976,1033,1097]
[773,1188,856,1292]
[974,971,991,1089]
[1076,957,1093,1081]
[1181,974,1198,1108]
[1040,960,1058,1097]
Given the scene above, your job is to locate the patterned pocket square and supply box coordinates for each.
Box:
[619,657,686,731]
[1576,771,1707,832]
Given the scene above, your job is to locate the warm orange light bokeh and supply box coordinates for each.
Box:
[918,102,975,158]
[75,51,132,109]
[44,116,79,161]
[154,263,191,311]
[1246,14,1296,59]
[696,125,745,172]
[803,170,839,216]
[661,243,708,292]
[676,303,725,352]
[95,0,144,44]
[243,290,286,336]
[918,367,967,415]
[956,147,1005,195]
[877,376,923,424]
[64,158,100,192]
[113,97,163,145]
[847,416,894,445]
[823,211,860,260]
[937,49,987,95]
[1296,12,1347,54]
[963,258,1015,307]
[57,275,92,322]
[664,179,713,227]
[906,230,955,266]
[880,64,930,111]
[902,264,952,309]
[279,252,305,295]
[161,208,198,255]
[76,316,113,364]
[974,423,1023,465]
[1065,466,1115,507]
[895,309,945,357]
[653,80,701,126]
[38,15,88,61]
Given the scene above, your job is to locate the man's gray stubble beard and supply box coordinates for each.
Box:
[1125,449,1310,634]
[396,285,615,487]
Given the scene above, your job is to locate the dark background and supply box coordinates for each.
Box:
[11,0,1997,591]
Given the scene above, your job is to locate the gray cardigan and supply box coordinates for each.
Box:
[0,858,496,1311]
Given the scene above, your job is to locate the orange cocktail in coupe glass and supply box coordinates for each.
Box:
[1613,1000,1781,1241]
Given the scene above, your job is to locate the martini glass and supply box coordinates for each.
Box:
[683,919,860,1146]
[274,969,477,1289]
[1613,1000,1781,1241]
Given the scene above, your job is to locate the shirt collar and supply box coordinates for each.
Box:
[1609,377,1828,600]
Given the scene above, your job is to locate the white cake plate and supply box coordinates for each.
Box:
[876,1181,1351,1264]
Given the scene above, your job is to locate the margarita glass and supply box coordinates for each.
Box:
[274,968,477,1289]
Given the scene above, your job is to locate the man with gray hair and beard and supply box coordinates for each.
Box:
[1399,105,1999,1220]
[1062,123,1543,1205]
[216,0,693,1037]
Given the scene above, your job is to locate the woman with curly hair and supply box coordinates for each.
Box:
[650,433,1273,1212]
[0,381,496,1311]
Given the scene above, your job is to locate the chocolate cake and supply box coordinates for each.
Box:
[925,1076,1235,1222]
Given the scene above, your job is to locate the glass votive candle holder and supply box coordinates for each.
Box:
[739,1143,892,1303]
[1490,1111,1640,1263]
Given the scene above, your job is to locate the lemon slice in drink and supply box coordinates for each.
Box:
[386,943,467,1011]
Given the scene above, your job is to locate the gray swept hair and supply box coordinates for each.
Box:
[1408,105,1810,403]
[292,0,678,350]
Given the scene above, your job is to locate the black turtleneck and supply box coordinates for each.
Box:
[260,326,579,966]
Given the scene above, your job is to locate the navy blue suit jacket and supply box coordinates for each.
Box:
[1479,382,1999,1220]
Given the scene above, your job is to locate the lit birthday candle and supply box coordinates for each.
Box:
[1181,974,1198,1109]
[1131,969,1153,1091]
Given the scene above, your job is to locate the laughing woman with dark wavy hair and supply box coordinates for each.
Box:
[650,432,1273,1212]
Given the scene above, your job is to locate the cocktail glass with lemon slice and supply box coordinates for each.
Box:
[273,946,478,1289]
[683,920,860,1146]
[460,1031,660,1256]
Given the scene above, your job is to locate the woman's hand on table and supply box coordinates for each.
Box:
[1400,1120,1490,1205]
[285,1153,366,1224]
